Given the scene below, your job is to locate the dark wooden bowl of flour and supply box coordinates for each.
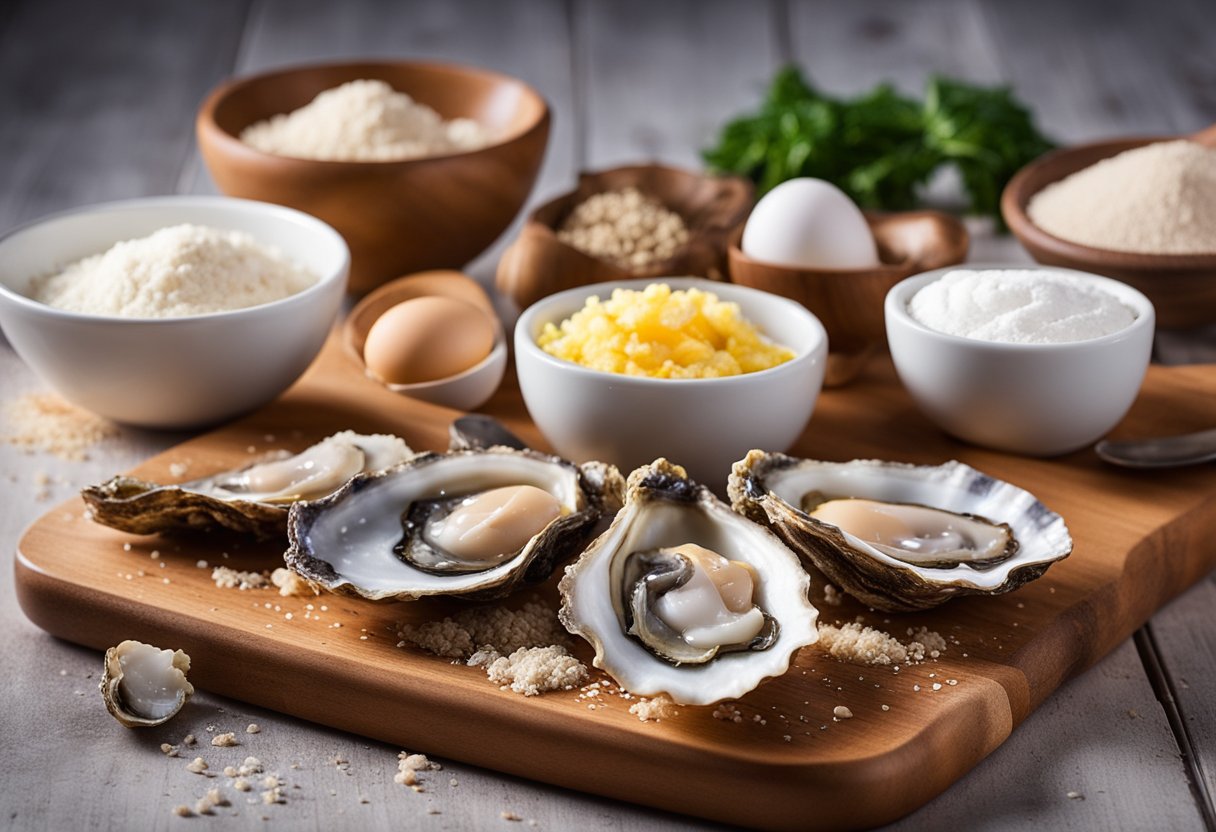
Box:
[197,61,550,294]
[1002,125,1216,329]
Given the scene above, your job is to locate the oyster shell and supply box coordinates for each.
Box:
[286,447,624,601]
[83,431,412,540]
[559,459,819,705]
[729,450,1073,612]
[100,640,194,728]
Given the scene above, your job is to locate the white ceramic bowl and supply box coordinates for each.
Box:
[0,196,349,428]
[514,277,828,488]
[885,265,1155,456]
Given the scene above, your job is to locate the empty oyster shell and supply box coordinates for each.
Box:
[559,459,819,705]
[729,450,1073,612]
[100,640,194,728]
[82,431,412,540]
[286,447,625,601]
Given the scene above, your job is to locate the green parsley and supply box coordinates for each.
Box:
[703,66,1053,226]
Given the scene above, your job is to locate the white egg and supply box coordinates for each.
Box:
[741,178,879,269]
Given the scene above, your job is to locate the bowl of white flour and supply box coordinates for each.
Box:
[885,265,1155,456]
[0,195,349,428]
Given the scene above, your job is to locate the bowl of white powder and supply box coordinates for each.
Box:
[0,196,349,428]
[197,62,550,294]
[885,266,1155,456]
[1001,131,1216,329]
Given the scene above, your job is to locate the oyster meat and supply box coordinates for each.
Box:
[559,459,818,706]
[729,450,1073,612]
[83,431,412,539]
[286,447,624,601]
[100,640,194,728]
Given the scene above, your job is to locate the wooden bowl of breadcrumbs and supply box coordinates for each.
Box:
[495,164,753,311]
[1002,125,1216,329]
[198,60,550,294]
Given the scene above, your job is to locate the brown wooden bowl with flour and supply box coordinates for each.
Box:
[197,61,550,294]
[728,211,969,386]
[1001,125,1216,329]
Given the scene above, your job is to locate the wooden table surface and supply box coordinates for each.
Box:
[2,1,1214,829]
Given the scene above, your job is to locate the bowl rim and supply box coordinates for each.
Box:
[197,58,551,168]
[514,276,828,386]
[0,195,350,325]
[1001,134,1216,268]
[885,263,1157,352]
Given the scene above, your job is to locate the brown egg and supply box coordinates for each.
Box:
[363,296,496,385]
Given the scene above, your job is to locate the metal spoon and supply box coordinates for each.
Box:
[1095,428,1216,468]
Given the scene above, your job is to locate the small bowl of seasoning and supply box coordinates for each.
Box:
[1001,125,1216,328]
[885,265,1155,456]
[727,178,969,386]
[494,164,753,311]
[197,62,550,294]
[0,195,348,428]
[343,270,507,411]
[514,277,828,486]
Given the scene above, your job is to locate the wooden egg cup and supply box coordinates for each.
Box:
[728,211,970,386]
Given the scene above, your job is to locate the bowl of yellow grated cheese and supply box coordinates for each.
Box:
[515,278,828,487]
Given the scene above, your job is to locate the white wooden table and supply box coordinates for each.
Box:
[2,1,1214,829]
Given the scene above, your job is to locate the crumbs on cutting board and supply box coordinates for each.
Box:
[396,600,589,696]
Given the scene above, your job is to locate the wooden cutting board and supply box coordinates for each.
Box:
[15,333,1216,831]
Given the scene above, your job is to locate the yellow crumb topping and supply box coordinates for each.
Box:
[536,283,794,378]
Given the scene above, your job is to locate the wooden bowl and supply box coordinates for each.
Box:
[728,211,969,385]
[495,164,753,310]
[1001,124,1216,329]
[197,61,550,294]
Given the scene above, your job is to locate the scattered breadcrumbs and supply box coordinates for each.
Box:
[712,703,744,723]
[186,757,209,774]
[2,392,120,460]
[271,567,318,597]
[33,471,55,501]
[211,732,238,747]
[628,695,679,722]
[212,566,270,590]
[469,645,588,696]
[816,620,947,667]
[183,734,197,746]
[395,752,440,790]
[246,723,261,734]
[172,805,192,817]
[160,743,180,758]
[194,787,229,815]
[500,811,524,822]
[821,584,845,606]
[397,600,568,660]
[237,756,264,776]
[833,705,853,720]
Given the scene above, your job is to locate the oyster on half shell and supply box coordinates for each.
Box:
[83,431,412,540]
[559,459,819,706]
[729,450,1073,612]
[286,447,624,602]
